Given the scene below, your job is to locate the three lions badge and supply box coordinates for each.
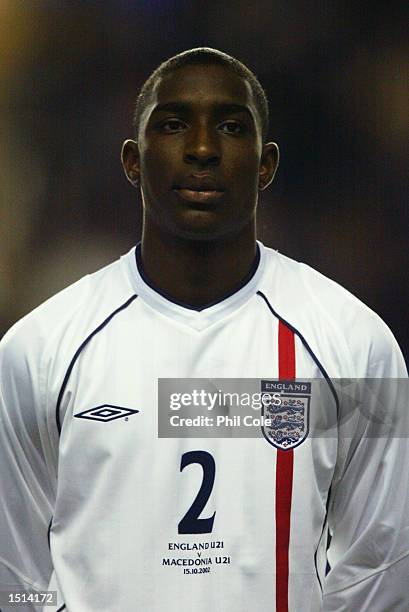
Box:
[261,380,311,450]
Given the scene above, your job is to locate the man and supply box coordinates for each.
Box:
[0,48,407,612]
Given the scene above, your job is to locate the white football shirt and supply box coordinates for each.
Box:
[0,242,408,611]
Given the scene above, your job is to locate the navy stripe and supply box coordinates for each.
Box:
[257,289,338,592]
[257,290,339,412]
[313,484,333,591]
[55,294,138,434]
[325,530,332,575]
[135,242,261,311]
[47,518,52,548]
[314,548,323,594]
[50,294,138,612]
[314,505,328,593]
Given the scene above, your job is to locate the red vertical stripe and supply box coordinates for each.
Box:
[278,321,295,380]
[276,320,295,611]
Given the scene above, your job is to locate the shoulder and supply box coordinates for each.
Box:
[260,245,407,377]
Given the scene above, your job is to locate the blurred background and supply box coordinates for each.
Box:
[0,0,407,361]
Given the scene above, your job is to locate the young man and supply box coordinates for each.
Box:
[0,48,407,612]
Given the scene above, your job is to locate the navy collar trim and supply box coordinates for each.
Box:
[134,242,261,312]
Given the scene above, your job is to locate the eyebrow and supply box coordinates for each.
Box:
[151,101,254,120]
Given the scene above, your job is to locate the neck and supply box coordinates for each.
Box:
[140,222,258,308]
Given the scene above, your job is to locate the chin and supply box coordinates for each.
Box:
[171,219,249,243]
[171,226,226,242]
[162,209,223,241]
[147,205,253,243]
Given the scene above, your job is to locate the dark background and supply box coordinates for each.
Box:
[1,1,407,361]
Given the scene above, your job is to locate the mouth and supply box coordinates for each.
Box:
[173,188,224,205]
[173,177,225,206]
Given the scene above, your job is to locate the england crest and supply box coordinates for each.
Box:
[260,380,311,450]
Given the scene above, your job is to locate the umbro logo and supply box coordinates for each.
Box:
[74,404,139,422]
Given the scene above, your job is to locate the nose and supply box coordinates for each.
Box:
[184,123,220,167]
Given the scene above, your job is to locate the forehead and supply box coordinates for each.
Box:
[144,63,259,122]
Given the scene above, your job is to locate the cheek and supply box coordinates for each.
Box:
[227,144,260,175]
[140,148,174,192]
[233,156,260,194]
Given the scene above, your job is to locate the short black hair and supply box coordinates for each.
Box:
[133,47,269,141]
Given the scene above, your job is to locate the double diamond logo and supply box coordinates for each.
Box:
[74,404,139,422]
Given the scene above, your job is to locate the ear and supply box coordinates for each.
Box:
[258,142,279,191]
[121,139,140,188]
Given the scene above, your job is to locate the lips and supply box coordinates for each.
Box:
[173,176,225,205]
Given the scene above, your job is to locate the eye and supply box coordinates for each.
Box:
[218,120,245,135]
[159,119,187,133]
